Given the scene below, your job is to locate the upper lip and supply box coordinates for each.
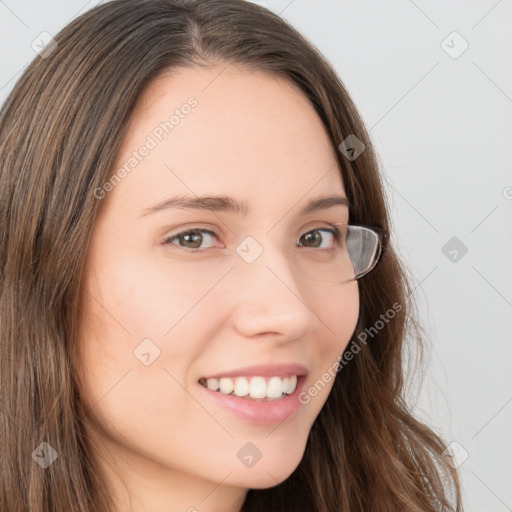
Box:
[200,363,308,380]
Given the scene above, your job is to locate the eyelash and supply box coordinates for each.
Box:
[162,226,342,252]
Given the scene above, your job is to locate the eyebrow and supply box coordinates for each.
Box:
[139,194,349,218]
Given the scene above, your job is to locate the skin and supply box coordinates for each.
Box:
[77,63,359,512]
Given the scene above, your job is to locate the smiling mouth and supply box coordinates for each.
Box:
[198,375,298,401]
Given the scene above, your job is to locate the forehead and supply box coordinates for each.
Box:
[104,64,346,218]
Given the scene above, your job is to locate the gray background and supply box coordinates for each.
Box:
[1,1,511,510]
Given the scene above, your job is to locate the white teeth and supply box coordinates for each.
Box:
[201,375,298,399]
[286,375,297,394]
[234,377,249,397]
[249,377,267,399]
[219,378,234,394]
[206,378,219,391]
[266,377,284,399]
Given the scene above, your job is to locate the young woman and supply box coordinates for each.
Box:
[0,0,463,510]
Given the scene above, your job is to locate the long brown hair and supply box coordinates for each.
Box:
[0,0,462,510]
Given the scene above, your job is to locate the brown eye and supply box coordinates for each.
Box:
[298,228,340,249]
[163,229,218,250]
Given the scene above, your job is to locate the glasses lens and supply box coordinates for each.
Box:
[294,224,382,286]
[346,225,381,278]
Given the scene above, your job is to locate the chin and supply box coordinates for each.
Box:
[246,464,301,489]
[230,448,305,490]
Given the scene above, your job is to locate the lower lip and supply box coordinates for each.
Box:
[198,376,307,426]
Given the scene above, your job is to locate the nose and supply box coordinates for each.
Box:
[226,239,320,340]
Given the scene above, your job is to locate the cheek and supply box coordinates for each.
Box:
[302,282,359,407]
[333,282,360,341]
[76,261,202,460]
[76,249,227,417]
[81,250,221,344]
[312,281,359,351]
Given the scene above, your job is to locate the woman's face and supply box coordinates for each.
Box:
[78,64,359,509]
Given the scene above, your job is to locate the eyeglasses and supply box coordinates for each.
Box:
[289,223,387,286]
[345,223,387,279]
